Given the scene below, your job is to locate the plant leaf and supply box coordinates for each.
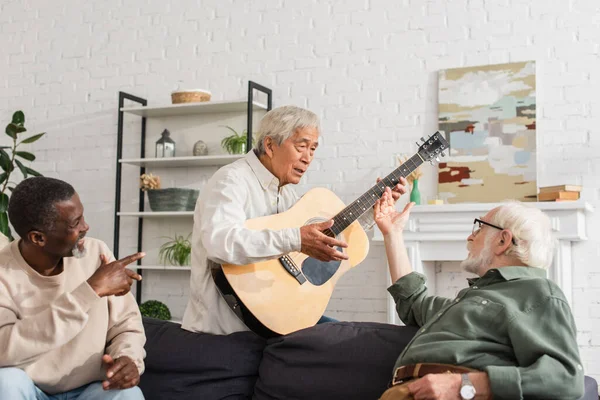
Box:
[0,150,11,172]
[12,111,24,125]
[6,123,26,138]
[20,132,45,144]
[220,125,240,137]
[0,193,8,213]
[15,151,35,161]
[0,212,11,241]
[25,167,42,177]
[7,186,14,192]
[5,124,17,139]
[0,173,6,186]
[15,159,27,179]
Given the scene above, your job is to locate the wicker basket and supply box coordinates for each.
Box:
[171,89,212,104]
[147,188,199,212]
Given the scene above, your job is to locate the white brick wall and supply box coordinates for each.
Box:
[2,0,600,381]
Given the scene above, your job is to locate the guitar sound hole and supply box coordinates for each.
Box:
[301,249,343,286]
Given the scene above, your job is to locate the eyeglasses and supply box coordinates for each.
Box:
[472,218,516,245]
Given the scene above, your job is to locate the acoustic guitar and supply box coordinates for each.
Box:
[222,132,449,334]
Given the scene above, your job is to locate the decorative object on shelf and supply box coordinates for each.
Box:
[438,61,537,203]
[397,155,423,206]
[148,187,199,212]
[193,139,208,156]
[536,184,582,202]
[171,89,211,104]
[155,129,175,158]
[139,300,171,321]
[159,233,192,266]
[410,179,421,205]
[0,111,45,240]
[140,173,161,191]
[221,125,250,155]
[140,173,199,212]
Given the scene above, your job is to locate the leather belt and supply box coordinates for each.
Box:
[392,363,477,385]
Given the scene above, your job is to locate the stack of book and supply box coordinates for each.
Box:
[537,185,582,202]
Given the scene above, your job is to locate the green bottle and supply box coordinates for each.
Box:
[410,179,421,205]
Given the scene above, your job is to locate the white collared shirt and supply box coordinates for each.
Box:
[182,150,302,334]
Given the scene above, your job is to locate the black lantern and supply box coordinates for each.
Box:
[155,129,175,158]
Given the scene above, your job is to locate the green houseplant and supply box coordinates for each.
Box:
[1,111,45,240]
[220,125,250,154]
[158,233,192,266]
[139,300,171,320]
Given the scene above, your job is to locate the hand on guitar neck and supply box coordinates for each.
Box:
[299,176,407,262]
[300,220,349,262]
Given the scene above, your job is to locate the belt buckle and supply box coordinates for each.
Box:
[392,367,407,386]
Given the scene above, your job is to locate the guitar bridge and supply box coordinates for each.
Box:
[279,255,306,284]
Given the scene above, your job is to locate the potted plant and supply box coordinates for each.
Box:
[1,111,45,240]
[159,233,192,266]
[220,125,250,154]
[139,300,171,320]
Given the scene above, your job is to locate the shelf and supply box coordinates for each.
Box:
[120,99,268,118]
[115,84,273,305]
[402,201,594,214]
[127,265,191,271]
[117,211,194,217]
[120,154,244,168]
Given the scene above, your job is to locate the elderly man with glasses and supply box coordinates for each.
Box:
[375,188,584,400]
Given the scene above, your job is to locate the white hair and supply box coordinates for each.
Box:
[254,105,320,156]
[490,201,556,270]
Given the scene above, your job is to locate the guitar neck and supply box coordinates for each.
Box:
[329,153,424,236]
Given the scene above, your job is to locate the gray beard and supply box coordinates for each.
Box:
[460,247,493,275]
[72,242,87,259]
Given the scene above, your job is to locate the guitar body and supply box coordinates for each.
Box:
[222,187,369,335]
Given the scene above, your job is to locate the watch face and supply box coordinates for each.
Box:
[460,385,476,399]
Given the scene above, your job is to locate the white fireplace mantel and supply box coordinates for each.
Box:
[372,201,594,325]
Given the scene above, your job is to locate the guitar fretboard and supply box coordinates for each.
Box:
[329,153,424,236]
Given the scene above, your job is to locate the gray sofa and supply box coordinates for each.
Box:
[139,317,598,400]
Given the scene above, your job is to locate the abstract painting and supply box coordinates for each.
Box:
[437,61,536,203]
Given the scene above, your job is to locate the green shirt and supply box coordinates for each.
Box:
[388,267,584,400]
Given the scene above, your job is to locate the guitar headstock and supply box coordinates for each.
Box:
[417,131,449,164]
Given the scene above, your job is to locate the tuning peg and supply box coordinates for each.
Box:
[441,152,446,157]
[436,157,440,162]
[430,160,434,165]
[420,137,426,142]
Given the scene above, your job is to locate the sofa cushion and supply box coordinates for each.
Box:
[139,317,267,400]
[253,321,419,400]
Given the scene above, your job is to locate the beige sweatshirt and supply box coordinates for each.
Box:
[0,238,146,394]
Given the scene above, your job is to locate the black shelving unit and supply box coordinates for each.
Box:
[114,81,272,304]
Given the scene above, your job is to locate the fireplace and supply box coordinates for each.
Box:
[372,201,593,325]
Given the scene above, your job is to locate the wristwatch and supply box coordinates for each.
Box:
[460,373,476,400]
